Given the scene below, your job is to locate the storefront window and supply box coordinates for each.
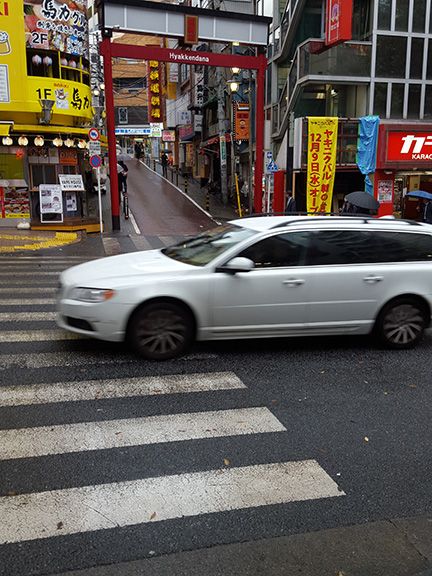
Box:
[391,83,405,117]
[427,41,432,79]
[374,83,388,117]
[424,85,432,117]
[410,38,424,79]
[0,151,25,181]
[378,0,391,30]
[395,0,409,31]
[376,36,407,78]
[413,0,426,32]
[407,84,421,118]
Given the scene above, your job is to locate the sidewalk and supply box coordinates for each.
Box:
[53,514,432,576]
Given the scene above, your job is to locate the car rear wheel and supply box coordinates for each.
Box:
[128,302,194,360]
[376,299,427,349]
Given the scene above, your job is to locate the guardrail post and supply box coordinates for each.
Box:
[184,175,188,195]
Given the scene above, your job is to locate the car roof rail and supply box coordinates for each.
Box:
[242,212,423,229]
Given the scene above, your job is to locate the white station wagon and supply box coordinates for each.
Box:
[57,216,432,360]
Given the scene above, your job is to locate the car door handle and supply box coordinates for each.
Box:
[363,275,384,283]
[283,279,305,286]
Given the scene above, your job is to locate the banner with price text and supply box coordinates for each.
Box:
[307,117,338,214]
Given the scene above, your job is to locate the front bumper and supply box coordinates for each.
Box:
[56,297,128,342]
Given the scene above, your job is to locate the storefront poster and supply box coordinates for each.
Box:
[0,187,30,218]
[59,174,83,191]
[39,184,63,214]
[162,130,175,142]
[65,191,77,211]
[307,117,338,214]
[377,179,393,203]
[24,0,89,58]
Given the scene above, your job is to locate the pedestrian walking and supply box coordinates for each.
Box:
[422,198,432,224]
[117,161,128,202]
[285,191,297,214]
[161,152,168,178]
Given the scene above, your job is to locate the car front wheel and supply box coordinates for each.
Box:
[128,302,194,360]
[376,299,428,349]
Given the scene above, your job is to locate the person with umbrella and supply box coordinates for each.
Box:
[406,190,432,223]
[341,191,380,216]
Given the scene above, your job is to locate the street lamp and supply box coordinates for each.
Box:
[228,80,239,93]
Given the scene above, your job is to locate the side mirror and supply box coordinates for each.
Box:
[216,257,255,274]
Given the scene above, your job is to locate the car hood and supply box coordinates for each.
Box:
[61,249,195,287]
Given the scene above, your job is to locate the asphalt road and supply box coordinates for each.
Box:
[0,253,432,576]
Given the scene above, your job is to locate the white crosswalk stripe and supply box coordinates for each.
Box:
[0,298,56,305]
[0,329,83,342]
[0,407,286,460]
[0,256,345,551]
[0,461,343,545]
[0,312,56,321]
[0,372,245,406]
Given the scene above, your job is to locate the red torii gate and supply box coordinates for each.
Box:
[99,40,267,230]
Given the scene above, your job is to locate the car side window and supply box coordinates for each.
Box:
[238,232,309,268]
[369,232,432,262]
[305,230,374,265]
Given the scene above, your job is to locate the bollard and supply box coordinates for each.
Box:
[176,170,179,187]
[153,160,156,172]
[205,190,210,213]
[184,175,188,195]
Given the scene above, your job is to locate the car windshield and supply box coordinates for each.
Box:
[162,223,256,266]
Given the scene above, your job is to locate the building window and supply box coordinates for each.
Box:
[424,85,432,117]
[113,77,146,92]
[413,0,426,32]
[374,83,388,117]
[427,41,432,79]
[395,0,409,31]
[407,84,421,118]
[376,36,407,78]
[410,38,424,79]
[378,0,391,30]
[391,83,405,117]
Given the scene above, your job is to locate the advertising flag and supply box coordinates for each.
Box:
[307,117,338,214]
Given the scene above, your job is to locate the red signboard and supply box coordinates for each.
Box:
[325,0,353,47]
[184,15,199,45]
[386,131,432,163]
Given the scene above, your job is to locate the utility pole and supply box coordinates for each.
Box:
[217,66,228,205]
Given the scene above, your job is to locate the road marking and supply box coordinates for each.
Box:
[0,460,343,544]
[102,237,122,256]
[0,371,245,406]
[0,287,57,294]
[0,280,58,286]
[0,312,56,322]
[0,407,285,460]
[0,298,56,305]
[129,211,141,235]
[0,271,60,276]
[0,352,130,370]
[131,236,153,251]
[0,330,83,343]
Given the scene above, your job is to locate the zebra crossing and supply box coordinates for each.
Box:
[0,255,345,573]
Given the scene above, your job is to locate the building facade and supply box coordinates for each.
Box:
[269,0,432,215]
[0,0,95,228]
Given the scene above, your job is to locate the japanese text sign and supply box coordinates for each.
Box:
[307,117,338,214]
[325,0,353,47]
[148,60,162,124]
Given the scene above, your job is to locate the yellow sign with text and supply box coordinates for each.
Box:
[307,117,338,214]
[0,1,91,121]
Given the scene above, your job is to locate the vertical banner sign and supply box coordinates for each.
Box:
[234,102,250,141]
[184,15,199,45]
[220,135,227,166]
[148,60,162,123]
[307,117,338,214]
[325,0,353,47]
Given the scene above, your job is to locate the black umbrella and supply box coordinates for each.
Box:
[345,191,380,211]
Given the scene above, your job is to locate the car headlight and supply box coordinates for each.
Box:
[70,287,116,303]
